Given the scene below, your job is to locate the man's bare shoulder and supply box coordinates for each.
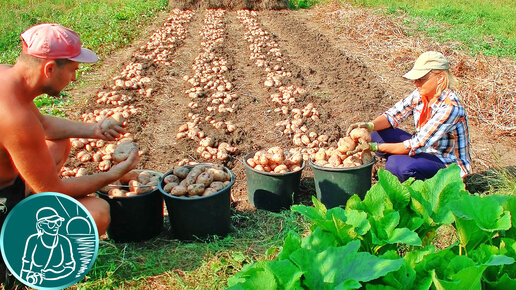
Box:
[0,87,39,135]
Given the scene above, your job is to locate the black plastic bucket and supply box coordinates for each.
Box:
[309,159,375,209]
[97,170,164,243]
[243,152,305,212]
[159,165,235,240]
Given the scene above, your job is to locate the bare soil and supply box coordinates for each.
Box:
[65,7,516,212]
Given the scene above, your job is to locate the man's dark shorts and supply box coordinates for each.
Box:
[0,176,25,287]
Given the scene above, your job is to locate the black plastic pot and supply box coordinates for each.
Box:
[159,164,235,240]
[309,159,375,209]
[243,152,305,212]
[97,170,164,243]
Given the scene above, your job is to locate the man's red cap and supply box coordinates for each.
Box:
[20,23,98,63]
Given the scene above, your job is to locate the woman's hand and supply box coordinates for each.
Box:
[346,122,374,136]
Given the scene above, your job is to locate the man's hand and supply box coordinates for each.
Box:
[346,141,378,155]
[346,122,374,136]
[108,149,139,178]
[92,118,125,141]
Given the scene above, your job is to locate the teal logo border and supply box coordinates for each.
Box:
[0,192,99,290]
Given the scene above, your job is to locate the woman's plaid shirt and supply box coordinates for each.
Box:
[383,88,472,176]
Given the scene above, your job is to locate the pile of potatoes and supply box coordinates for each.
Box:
[175,10,243,161]
[161,164,232,197]
[134,9,194,65]
[246,147,303,174]
[238,11,327,153]
[312,128,375,168]
[99,170,161,197]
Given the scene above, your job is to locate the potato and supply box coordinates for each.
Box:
[209,181,225,191]
[101,112,125,132]
[120,170,139,184]
[273,164,288,174]
[202,188,218,196]
[187,184,205,196]
[349,128,371,143]
[129,180,148,194]
[337,137,356,153]
[146,179,159,188]
[164,174,180,184]
[171,185,187,196]
[173,166,190,179]
[314,148,327,161]
[328,153,342,166]
[108,188,125,197]
[196,172,214,187]
[246,158,256,167]
[137,171,152,184]
[163,182,178,193]
[113,141,138,163]
[361,151,374,164]
[289,165,302,172]
[343,155,361,167]
[206,168,230,181]
[184,167,204,186]
[148,172,162,183]
[125,191,138,197]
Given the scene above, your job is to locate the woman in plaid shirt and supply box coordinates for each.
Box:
[347,51,472,182]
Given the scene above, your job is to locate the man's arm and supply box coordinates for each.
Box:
[2,112,138,197]
[40,114,96,140]
[34,106,124,141]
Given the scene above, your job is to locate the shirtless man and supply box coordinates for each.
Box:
[0,23,139,237]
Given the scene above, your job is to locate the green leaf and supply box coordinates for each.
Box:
[376,247,434,290]
[416,247,488,289]
[290,240,403,289]
[313,195,328,215]
[377,169,411,210]
[420,164,468,225]
[277,231,301,260]
[343,209,371,237]
[362,178,391,217]
[370,211,422,247]
[501,196,516,238]
[431,265,485,290]
[227,261,277,289]
[451,195,511,232]
[484,273,516,289]
[292,202,325,224]
[451,195,512,251]
[267,259,303,289]
[345,194,365,211]
[301,227,339,252]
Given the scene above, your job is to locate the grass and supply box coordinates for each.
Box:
[290,0,516,59]
[73,209,309,289]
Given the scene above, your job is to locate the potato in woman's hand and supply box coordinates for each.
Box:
[113,141,138,163]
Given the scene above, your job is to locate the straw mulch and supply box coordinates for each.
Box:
[318,3,516,136]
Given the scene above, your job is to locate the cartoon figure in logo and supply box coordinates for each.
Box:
[20,207,75,285]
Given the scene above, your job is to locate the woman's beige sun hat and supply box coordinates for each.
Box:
[403,51,449,80]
